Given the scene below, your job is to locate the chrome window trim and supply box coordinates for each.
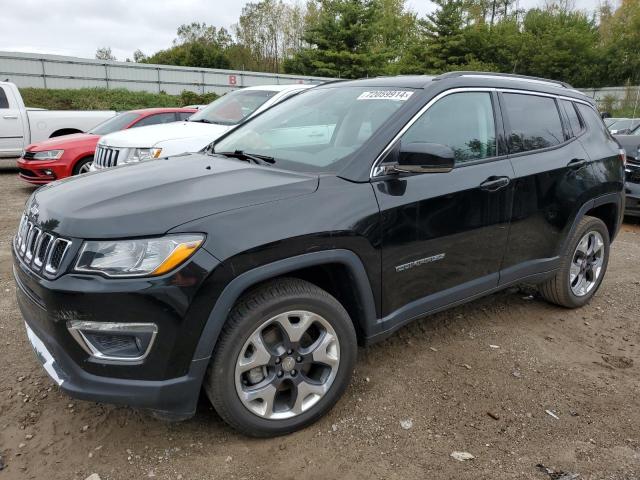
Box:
[66,321,158,363]
[369,87,595,178]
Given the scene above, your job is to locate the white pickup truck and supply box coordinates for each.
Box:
[0,81,116,159]
[92,84,313,170]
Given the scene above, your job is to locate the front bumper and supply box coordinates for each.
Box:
[13,244,220,419]
[17,157,69,185]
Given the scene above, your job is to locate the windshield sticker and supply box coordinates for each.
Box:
[357,90,414,101]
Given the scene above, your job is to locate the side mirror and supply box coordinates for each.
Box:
[601,112,611,120]
[390,142,455,174]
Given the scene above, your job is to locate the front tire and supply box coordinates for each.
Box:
[539,215,610,308]
[73,156,94,175]
[204,278,357,437]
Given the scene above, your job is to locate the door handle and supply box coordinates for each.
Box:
[2,115,18,119]
[479,176,511,192]
[567,158,587,169]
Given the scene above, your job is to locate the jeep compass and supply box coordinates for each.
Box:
[13,73,625,437]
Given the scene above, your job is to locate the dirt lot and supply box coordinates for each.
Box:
[0,165,639,480]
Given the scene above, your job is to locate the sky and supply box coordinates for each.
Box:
[0,0,608,61]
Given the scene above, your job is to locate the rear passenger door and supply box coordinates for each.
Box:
[499,92,599,283]
[374,90,514,325]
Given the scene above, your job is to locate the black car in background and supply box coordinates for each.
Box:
[13,73,625,437]
[612,126,640,216]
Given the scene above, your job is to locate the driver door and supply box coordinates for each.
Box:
[373,90,514,327]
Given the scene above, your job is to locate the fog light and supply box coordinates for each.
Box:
[67,321,157,362]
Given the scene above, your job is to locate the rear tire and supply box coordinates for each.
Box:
[539,215,610,308]
[204,278,357,437]
[73,156,94,175]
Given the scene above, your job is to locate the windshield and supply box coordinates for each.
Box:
[89,112,141,135]
[610,119,634,130]
[189,89,277,126]
[213,87,414,173]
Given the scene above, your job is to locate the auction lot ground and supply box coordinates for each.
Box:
[0,164,639,480]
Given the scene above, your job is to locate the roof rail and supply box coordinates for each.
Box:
[434,71,573,89]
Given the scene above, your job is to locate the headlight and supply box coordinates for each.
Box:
[125,148,163,164]
[75,234,204,277]
[29,150,64,160]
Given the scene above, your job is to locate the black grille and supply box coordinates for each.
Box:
[18,168,37,178]
[35,234,52,266]
[49,241,67,270]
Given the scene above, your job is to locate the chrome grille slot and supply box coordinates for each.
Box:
[95,146,121,168]
[25,227,41,262]
[45,238,71,274]
[34,233,53,268]
[20,221,33,254]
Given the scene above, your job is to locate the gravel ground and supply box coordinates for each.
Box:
[0,164,639,480]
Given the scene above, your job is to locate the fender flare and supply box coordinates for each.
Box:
[562,192,623,253]
[191,249,378,361]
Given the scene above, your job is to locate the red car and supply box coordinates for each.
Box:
[17,107,197,185]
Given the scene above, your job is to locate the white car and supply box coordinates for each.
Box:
[92,84,314,170]
[0,81,115,159]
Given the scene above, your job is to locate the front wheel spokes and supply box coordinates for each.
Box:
[310,331,340,368]
[291,379,328,415]
[274,311,318,344]
[241,382,277,417]
[237,330,272,374]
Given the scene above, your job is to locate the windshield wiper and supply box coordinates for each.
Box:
[189,118,214,124]
[217,150,276,166]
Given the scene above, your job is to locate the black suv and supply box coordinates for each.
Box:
[13,73,625,437]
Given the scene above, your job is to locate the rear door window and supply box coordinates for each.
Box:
[502,93,564,153]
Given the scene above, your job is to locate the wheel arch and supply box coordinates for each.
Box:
[71,154,94,173]
[563,193,623,253]
[49,128,82,138]
[192,249,378,362]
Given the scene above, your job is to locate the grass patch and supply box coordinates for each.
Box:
[19,88,218,111]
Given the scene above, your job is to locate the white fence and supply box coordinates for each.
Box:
[579,86,640,111]
[0,51,332,95]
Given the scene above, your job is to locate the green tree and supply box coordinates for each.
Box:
[144,23,232,69]
[95,47,116,61]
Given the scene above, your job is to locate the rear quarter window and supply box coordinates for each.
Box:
[559,99,583,137]
[0,87,9,109]
[502,93,564,153]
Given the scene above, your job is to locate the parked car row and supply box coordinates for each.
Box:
[12,72,626,437]
[17,107,197,184]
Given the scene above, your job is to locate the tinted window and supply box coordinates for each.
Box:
[89,112,141,135]
[503,93,564,153]
[402,92,496,163]
[0,87,9,109]
[177,112,193,121]
[133,113,178,128]
[576,103,611,140]
[560,100,583,137]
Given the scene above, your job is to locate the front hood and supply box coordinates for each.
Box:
[28,153,318,238]
[27,133,97,151]
[99,122,230,148]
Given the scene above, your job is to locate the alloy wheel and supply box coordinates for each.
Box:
[234,310,340,420]
[570,230,605,297]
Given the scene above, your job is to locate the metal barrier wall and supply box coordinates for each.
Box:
[0,51,333,95]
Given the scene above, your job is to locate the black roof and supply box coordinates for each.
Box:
[318,72,594,105]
